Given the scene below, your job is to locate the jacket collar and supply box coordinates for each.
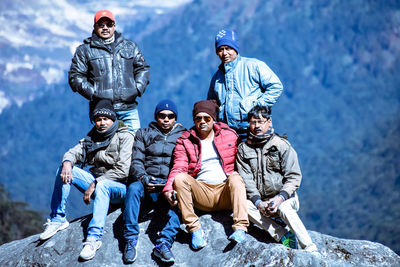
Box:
[85,31,123,50]
[185,122,224,140]
[149,121,185,135]
[218,55,241,73]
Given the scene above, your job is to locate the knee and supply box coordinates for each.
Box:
[94,180,110,196]
[227,173,244,187]
[173,173,190,188]
[128,181,144,192]
[126,181,144,196]
[278,199,294,216]
[95,180,106,189]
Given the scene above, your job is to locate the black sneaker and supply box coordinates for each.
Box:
[123,239,138,263]
[153,242,175,263]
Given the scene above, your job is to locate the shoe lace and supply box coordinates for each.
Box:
[156,242,170,251]
[83,241,96,250]
[126,239,138,250]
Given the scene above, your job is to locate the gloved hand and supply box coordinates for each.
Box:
[140,175,153,187]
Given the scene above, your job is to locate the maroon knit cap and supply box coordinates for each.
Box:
[192,100,219,121]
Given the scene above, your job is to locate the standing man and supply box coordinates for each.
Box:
[163,100,249,250]
[39,99,134,261]
[208,29,283,139]
[236,105,318,253]
[69,10,150,133]
[123,100,186,264]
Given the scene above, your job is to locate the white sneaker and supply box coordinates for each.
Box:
[39,219,69,240]
[79,238,102,261]
[304,243,320,256]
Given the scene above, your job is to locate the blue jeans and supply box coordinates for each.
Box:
[116,108,141,134]
[123,181,181,246]
[50,166,126,240]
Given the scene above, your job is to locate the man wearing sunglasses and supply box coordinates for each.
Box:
[69,10,150,133]
[208,29,283,139]
[163,100,249,250]
[122,100,186,263]
[236,105,318,254]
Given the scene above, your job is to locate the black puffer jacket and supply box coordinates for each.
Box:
[68,31,150,111]
[129,122,186,183]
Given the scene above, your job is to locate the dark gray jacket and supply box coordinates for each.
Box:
[68,31,150,111]
[236,134,302,205]
[129,122,186,183]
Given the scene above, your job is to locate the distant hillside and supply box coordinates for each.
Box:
[0,0,399,255]
[0,184,42,245]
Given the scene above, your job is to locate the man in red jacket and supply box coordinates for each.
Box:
[163,100,249,250]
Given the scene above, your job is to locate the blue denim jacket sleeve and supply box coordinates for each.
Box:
[255,60,283,106]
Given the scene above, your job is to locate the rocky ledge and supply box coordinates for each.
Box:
[0,209,399,266]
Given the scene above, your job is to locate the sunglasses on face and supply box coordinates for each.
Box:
[194,115,212,123]
[96,22,115,28]
[157,113,176,120]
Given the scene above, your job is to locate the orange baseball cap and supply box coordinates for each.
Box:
[94,10,115,23]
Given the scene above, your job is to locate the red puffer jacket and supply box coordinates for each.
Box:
[163,122,238,192]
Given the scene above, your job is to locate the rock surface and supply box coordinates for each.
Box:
[0,209,399,267]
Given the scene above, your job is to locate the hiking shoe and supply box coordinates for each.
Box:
[281,230,298,249]
[191,229,206,250]
[228,229,246,243]
[39,219,69,240]
[153,242,175,263]
[79,237,102,261]
[304,243,320,255]
[123,239,138,263]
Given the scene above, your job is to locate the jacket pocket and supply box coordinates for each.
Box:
[119,49,134,74]
[119,79,138,102]
[263,172,283,197]
[94,142,119,166]
[239,96,257,121]
[242,150,258,173]
[89,56,105,77]
[265,149,281,171]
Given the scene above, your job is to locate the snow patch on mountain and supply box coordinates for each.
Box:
[0,91,10,112]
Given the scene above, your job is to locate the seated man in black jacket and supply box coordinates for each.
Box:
[123,100,186,264]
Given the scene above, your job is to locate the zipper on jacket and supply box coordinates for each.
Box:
[213,140,225,172]
[192,136,201,172]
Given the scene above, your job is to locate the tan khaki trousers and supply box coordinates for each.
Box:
[247,193,314,249]
[173,172,249,233]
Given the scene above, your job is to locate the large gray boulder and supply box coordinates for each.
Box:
[0,209,399,266]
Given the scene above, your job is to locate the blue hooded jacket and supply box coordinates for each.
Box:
[208,55,283,130]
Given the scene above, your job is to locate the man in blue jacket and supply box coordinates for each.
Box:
[123,100,186,264]
[208,29,283,139]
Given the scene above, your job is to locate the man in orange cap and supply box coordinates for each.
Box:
[69,10,150,134]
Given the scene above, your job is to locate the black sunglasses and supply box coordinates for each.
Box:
[194,115,212,123]
[157,113,176,120]
[96,22,115,28]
